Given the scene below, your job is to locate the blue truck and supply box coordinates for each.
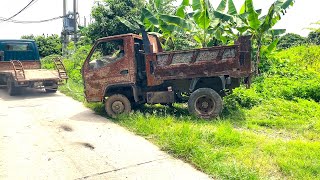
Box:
[0,39,68,95]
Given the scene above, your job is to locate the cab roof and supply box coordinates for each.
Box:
[0,39,36,43]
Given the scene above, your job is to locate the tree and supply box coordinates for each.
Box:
[85,0,145,41]
[212,0,294,73]
[308,31,320,45]
[21,34,62,57]
[277,33,306,49]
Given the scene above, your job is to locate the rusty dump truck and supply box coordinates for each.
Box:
[82,31,252,119]
[0,39,68,95]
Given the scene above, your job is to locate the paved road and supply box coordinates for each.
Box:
[0,88,211,180]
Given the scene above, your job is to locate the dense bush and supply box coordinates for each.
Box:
[308,31,320,45]
[40,44,92,84]
[62,45,92,83]
[21,34,62,57]
[224,44,320,112]
[277,33,307,50]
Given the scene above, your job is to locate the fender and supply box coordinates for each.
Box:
[103,83,139,102]
[189,76,226,92]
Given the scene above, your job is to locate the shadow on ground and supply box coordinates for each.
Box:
[0,87,59,101]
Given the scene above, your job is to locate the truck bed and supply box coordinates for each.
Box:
[0,69,60,81]
[0,60,64,83]
[145,36,252,86]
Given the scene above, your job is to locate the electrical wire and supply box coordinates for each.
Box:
[3,15,66,24]
[1,0,38,22]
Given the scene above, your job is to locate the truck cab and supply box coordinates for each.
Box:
[0,39,40,62]
[82,34,162,101]
[82,33,252,119]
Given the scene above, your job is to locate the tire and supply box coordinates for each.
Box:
[105,94,131,118]
[7,78,19,96]
[45,88,57,93]
[188,88,223,119]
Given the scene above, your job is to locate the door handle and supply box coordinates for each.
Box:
[120,69,129,75]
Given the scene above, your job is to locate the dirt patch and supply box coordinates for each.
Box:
[60,125,73,132]
[80,142,95,150]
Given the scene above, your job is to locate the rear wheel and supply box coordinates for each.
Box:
[188,88,223,119]
[45,88,57,93]
[105,94,131,118]
[7,77,20,96]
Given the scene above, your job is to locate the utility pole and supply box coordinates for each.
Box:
[62,0,67,56]
[73,0,77,45]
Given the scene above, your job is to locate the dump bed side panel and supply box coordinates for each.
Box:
[145,36,252,87]
[155,45,240,79]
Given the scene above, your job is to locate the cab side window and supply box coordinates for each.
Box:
[89,40,125,70]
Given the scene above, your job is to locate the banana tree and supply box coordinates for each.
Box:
[170,0,236,47]
[118,0,192,50]
[214,0,294,73]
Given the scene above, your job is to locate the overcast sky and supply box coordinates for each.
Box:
[0,0,318,39]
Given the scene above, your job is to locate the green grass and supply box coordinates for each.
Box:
[59,79,85,102]
[107,101,320,179]
[51,44,320,179]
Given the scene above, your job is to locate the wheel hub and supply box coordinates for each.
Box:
[112,101,125,114]
[201,102,209,108]
[195,96,215,114]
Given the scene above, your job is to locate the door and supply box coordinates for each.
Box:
[82,37,134,102]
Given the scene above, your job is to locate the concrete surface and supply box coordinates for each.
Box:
[0,88,211,180]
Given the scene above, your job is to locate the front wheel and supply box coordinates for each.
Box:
[188,88,223,119]
[105,94,131,118]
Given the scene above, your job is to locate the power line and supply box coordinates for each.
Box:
[1,15,66,24]
[1,0,38,22]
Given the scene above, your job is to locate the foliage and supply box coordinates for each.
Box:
[85,0,145,41]
[21,34,62,57]
[63,45,92,84]
[40,43,91,84]
[118,0,197,50]
[225,45,320,109]
[277,33,307,49]
[308,31,320,45]
[40,54,61,69]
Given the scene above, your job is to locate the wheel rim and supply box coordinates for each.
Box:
[195,95,215,115]
[111,101,125,114]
